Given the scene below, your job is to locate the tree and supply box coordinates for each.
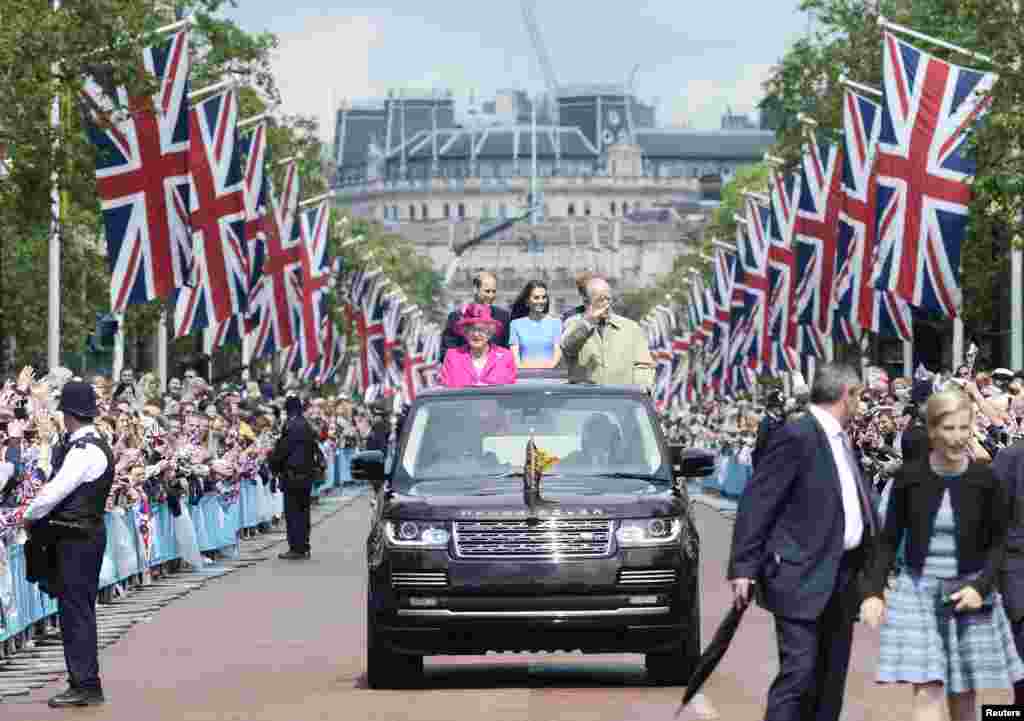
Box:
[761,0,1024,339]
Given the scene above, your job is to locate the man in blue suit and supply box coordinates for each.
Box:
[728,362,880,721]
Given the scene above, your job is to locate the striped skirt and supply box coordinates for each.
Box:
[877,572,1024,693]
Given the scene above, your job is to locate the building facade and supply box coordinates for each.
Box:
[333,86,774,314]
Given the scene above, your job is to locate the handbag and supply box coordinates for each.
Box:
[938,571,994,611]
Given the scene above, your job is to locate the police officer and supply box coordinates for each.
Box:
[365,397,392,453]
[751,388,786,470]
[268,396,317,560]
[22,381,113,707]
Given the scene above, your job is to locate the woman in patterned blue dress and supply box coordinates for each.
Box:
[861,388,1023,721]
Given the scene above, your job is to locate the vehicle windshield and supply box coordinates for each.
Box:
[396,393,670,493]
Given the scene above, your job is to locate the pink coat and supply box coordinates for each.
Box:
[440,345,517,388]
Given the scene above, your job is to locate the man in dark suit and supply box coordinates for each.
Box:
[441,271,511,351]
[991,442,1024,705]
[268,396,318,560]
[728,362,880,721]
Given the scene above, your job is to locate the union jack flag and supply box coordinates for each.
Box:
[795,134,845,343]
[669,335,690,410]
[728,224,754,384]
[872,32,996,318]
[83,29,192,312]
[348,269,387,393]
[709,249,736,396]
[420,325,443,390]
[171,90,248,337]
[200,123,273,354]
[240,121,270,291]
[305,317,346,385]
[648,311,674,412]
[739,198,771,373]
[382,294,406,392]
[768,170,801,366]
[202,315,243,356]
[247,162,302,359]
[838,87,913,342]
[293,199,333,369]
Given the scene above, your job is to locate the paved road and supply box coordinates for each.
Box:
[0,493,1013,720]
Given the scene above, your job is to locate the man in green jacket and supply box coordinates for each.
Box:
[560,277,655,389]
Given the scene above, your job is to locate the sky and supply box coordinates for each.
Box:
[222,1,811,141]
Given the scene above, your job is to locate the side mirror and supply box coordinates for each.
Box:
[351,450,387,490]
[670,445,716,478]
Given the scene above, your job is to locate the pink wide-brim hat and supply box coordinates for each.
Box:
[454,303,503,338]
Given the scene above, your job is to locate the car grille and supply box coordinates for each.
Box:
[452,519,614,559]
[617,569,677,586]
[391,571,449,588]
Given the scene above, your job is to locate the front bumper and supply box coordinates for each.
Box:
[369,546,696,655]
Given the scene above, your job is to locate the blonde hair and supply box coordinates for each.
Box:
[926,388,973,431]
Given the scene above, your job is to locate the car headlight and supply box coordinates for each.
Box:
[384,520,451,547]
[615,518,682,547]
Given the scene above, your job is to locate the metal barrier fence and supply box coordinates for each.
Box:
[0,446,358,653]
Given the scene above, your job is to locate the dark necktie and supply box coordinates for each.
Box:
[840,430,876,537]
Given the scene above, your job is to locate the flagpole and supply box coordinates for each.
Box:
[952,317,964,370]
[48,0,61,371]
[157,307,168,392]
[112,312,124,380]
[877,15,993,66]
[838,75,882,98]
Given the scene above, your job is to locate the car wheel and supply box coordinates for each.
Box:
[647,571,702,685]
[366,588,423,689]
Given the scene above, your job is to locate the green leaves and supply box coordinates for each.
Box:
[762,0,1024,339]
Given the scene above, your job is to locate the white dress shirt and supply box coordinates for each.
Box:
[808,405,864,550]
[23,426,109,522]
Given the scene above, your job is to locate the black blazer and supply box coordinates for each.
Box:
[986,445,1024,620]
[441,304,511,352]
[900,422,929,465]
[867,459,1009,600]
[268,413,317,490]
[729,411,880,620]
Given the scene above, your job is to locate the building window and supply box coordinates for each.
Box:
[610,201,617,216]
[567,202,576,217]
[622,201,629,216]
[458,203,466,219]
[421,203,429,220]
[611,160,617,175]
[499,203,508,219]
[409,204,416,220]
[584,200,592,216]
[481,202,492,220]
[543,203,550,219]
[443,202,451,219]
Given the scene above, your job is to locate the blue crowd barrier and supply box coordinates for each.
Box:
[0,475,292,644]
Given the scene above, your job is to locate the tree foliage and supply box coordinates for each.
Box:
[623,163,772,322]
[760,0,1024,336]
[0,1,438,376]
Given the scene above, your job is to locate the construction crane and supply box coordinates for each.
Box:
[520,0,559,123]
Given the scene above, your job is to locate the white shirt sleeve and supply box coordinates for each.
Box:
[23,443,109,521]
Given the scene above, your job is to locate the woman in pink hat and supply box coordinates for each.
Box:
[440,304,517,388]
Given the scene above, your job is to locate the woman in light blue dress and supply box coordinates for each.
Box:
[509,281,562,369]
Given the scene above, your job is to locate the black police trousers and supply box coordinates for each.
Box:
[284,487,312,554]
[57,532,107,690]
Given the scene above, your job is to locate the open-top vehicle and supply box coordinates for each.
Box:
[352,370,715,688]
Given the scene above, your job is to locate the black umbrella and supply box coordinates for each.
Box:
[675,600,749,718]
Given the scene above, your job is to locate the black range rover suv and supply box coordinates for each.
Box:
[352,372,714,688]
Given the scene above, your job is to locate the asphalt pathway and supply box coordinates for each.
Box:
[0,490,1013,720]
